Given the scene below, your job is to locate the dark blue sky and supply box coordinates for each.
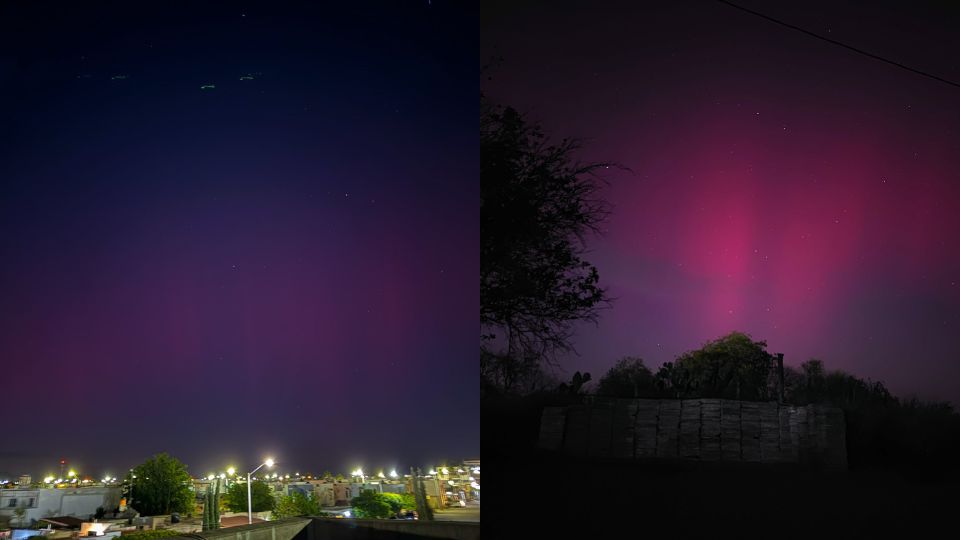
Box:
[0,1,478,480]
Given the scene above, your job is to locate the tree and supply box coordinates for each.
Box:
[350,490,392,519]
[481,96,614,394]
[556,371,591,396]
[381,493,415,515]
[273,491,320,519]
[128,453,194,516]
[224,480,275,513]
[656,332,774,400]
[596,357,657,398]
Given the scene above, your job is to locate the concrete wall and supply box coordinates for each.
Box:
[303,518,479,540]
[539,398,847,468]
[178,517,479,540]
[188,517,311,540]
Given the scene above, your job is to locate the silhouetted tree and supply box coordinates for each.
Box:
[656,332,773,400]
[556,371,591,396]
[596,357,657,398]
[481,96,615,394]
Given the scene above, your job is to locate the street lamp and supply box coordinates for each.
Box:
[247,458,274,524]
[227,467,236,476]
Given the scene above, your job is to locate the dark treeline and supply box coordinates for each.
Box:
[484,332,960,477]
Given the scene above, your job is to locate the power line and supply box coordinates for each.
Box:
[717,0,960,90]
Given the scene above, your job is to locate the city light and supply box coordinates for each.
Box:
[68,470,77,478]
[219,473,226,479]
[207,474,215,480]
[389,470,398,478]
[441,468,449,475]
[227,467,236,476]
[44,476,54,484]
[247,458,276,525]
[377,471,385,478]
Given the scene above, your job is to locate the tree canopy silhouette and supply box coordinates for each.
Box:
[481,96,613,393]
[656,332,774,400]
[596,357,657,398]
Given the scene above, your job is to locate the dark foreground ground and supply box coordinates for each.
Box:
[484,398,960,538]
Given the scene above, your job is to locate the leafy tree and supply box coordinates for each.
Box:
[380,493,415,514]
[128,453,194,516]
[321,471,333,481]
[481,96,614,394]
[656,332,774,400]
[273,491,320,519]
[596,357,657,398]
[335,474,345,482]
[94,507,105,520]
[350,490,392,519]
[224,480,275,513]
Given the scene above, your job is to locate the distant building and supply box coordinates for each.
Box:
[0,486,121,526]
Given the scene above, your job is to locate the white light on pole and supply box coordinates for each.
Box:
[247,459,274,524]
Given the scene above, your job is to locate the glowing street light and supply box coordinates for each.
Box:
[389,470,398,479]
[44,476,54,484]
[377,471,385,479]
[227,467,236,476]
[351,468,365,483]
[68,470,77,478]
[247,458,275,524]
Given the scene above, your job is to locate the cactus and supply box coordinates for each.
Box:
[212,479,221,529]
[410,468,434,521]
[203,479,222,530]
[202,485,212,531]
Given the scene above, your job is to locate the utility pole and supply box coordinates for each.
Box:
[776,353,785,404]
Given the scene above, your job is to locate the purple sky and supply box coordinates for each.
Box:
[483,1,960,405]
[0,2,478,480]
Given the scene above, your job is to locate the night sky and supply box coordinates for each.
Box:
[0,2,478,480]
[483,1,960,405]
